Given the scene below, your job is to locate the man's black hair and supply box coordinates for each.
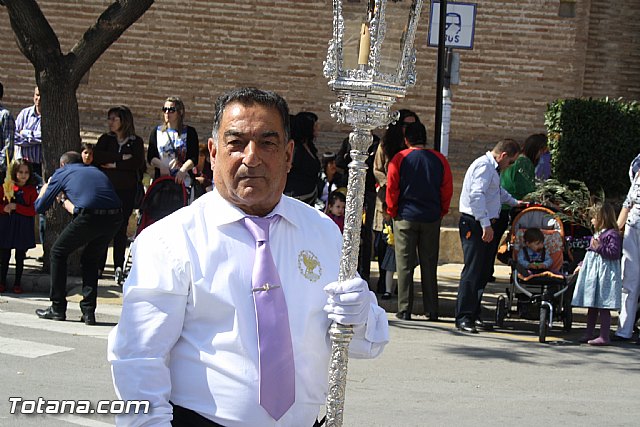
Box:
[212,87,290,143]
[404,122,428,146]
[60,151,83,165]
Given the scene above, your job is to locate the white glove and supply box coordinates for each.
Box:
[323,277,373,326]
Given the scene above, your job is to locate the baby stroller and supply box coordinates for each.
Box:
[117,176,189,285]
[494,206,573,343]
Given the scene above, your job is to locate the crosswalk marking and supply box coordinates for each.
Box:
[0,336,72,358]
[0,311,112,340]
[53,414,115,427]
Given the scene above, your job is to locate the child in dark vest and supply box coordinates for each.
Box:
[517,228,552,276]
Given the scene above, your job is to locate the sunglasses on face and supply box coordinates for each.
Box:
[162,107,177,113]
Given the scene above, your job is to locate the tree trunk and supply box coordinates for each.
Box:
[39,75,83,274]
[1,0,155,274]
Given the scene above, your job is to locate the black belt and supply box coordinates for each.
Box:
[461,212,498,224]
[78,207,122,215]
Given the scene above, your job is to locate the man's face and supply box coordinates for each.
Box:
[33,87,41,112]
[209,102,293,216]
[497,152,517,171]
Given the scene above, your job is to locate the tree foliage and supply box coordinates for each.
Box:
[544,97,640,199]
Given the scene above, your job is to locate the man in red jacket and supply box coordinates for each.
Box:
[386,122,453,321]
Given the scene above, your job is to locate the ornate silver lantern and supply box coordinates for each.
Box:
[323,1,424,425]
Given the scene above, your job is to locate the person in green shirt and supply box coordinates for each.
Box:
[489,133,548,282]
[501,133,547,200]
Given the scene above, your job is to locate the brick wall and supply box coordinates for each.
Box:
[1,0,638,220]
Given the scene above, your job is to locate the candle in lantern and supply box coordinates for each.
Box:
[358,22,370,65]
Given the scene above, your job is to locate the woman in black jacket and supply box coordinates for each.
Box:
[92,105,146,279]
[284,112,322,205]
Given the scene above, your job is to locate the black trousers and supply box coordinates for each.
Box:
[99,188,136,271]
[171,404,225,427]
[358,190,376,286]
[170,404,325,427]
[455,214,497,323]
[50,212,121,314]
[488,208,511,278]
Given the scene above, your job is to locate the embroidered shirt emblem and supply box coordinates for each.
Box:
[298,250,322,282]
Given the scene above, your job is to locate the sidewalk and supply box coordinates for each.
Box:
[7,244,591,326]
[7,244,125,306]
[8,244,500,310]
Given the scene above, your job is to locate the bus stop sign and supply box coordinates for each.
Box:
[428,2,477,50]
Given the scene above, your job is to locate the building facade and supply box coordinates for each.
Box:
[0,0,638,214]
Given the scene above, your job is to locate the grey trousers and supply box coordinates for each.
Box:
[394,218,441,315]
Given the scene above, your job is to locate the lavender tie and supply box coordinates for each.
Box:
[243,216,295,420]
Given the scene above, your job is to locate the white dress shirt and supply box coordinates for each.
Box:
[107,189,389,427]
[459,151,517,227]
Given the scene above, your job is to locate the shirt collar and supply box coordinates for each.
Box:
[28,105,40,118]
[485,151,499,170]
[207,189,299,229]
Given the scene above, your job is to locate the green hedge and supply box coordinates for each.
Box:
[544,98,640,198]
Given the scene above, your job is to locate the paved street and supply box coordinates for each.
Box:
[1,249,639,426]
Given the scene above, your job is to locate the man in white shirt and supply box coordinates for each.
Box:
[108,87,389,426]
[455,139,520,333]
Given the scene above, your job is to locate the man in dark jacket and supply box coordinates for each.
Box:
[34,151,122,325]
[386,122,453,321]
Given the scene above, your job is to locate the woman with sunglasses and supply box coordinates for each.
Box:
[93,105,146,279]
[147,97,199,185]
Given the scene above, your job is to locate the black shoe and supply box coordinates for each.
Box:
[36,307,66,321]
[475,319,494,331]
[457,320,478,333]
[610,334,631,342]
[396,311,412,321]
[427,313,439,322]
[381,292,392,300]
[80,313,96,326]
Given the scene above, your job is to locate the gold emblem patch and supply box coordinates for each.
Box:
[298,250,322,282]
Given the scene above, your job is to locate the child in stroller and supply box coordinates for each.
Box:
[495,206,572,342]
[517,228,553,276]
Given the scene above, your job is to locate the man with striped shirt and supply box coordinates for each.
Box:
[14,86,42,177]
